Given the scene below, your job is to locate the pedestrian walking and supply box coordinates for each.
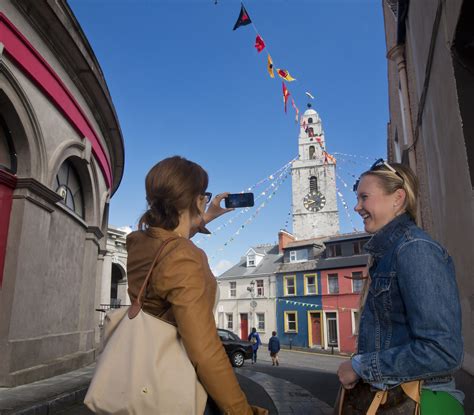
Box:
[127,157,268,415]
[335,160,464,414]
[268,331,280,366]
[248,327,262,364]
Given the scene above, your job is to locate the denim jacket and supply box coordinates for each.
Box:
[353,214,463,386]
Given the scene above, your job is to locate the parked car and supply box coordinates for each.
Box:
[217,328,253,368]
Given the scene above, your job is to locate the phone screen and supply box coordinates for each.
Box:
[224,193,254,208]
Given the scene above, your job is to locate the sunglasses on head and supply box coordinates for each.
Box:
[353,158,404,192]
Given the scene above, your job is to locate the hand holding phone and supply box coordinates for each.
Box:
[224,193,254,208]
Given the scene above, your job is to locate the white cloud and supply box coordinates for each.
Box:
[211,259,233,276]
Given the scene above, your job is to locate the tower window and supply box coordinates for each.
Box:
[307,127,314,137]
[308,117,313,124]
[309,176,318,193]
[309,146,315,159]
[55,159,84,218]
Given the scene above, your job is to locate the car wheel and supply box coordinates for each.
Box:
[231,351,245,368]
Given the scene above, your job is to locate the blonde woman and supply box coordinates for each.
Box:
[336,160,464,414]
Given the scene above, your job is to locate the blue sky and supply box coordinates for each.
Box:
[69,0,388,274]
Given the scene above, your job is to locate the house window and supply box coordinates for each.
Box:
[328,274,339,294]
[351,310,360,335]
[351,272,364,293]
[256,313,265,331]
[353,240,365,255]
[325,312,338,347]
[327,244,342,257]
[229,282,236,297]
[284,311,298,332]
[304,274,317,295]
[247,254,255,267]
[289,249,308,263]
[226,313,233,330]
[256,280,264,296]
[284,275,296,296]
[55,159,84,218]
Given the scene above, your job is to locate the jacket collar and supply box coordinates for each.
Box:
[364,213,413,257]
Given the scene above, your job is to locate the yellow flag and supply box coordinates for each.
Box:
[267,54,274,78]
[277,68,296,82]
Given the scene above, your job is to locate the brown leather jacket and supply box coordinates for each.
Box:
[127,227,264,415]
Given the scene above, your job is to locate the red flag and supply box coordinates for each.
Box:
[233,4,252,30]
[282,82,290,113]
[254,35,265,52]
[291,99,299,123]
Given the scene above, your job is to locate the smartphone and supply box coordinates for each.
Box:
[224,193,254,208]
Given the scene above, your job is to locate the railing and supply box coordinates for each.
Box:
[95,303,126,327]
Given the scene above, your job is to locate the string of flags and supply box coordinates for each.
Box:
[276,298,357,312]
[196,159,295,245]
[209,169,291,260]
[230,2,315,122]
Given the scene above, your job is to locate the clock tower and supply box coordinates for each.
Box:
[291,105,340,239]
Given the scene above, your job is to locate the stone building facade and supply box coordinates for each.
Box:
[0,0,124,386]
[383,0,473,406]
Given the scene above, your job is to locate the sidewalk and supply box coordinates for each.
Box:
[0,358,335,414]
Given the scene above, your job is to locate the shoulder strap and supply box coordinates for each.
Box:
[128,237,178,319]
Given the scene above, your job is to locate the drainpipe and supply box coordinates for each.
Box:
[387,44,417,172]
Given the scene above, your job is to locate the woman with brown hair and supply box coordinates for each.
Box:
[126,156,268,415]
[336,160,464,414]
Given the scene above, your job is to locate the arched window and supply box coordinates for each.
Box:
[308,117,313,124]
[307,127,314,137]
[55,159,84,218]
[310,176,318,193]
[0,114,17,174]
[309,146,315,159]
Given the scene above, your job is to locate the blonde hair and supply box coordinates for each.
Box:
[360,163,419,221]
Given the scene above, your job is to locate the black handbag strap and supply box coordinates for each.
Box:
[128,237,178,319]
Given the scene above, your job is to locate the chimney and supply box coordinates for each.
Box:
[278,230,295,254]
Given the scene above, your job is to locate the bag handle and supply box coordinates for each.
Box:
[128,237,178,319]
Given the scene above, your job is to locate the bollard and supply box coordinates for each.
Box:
[331,345,334,355]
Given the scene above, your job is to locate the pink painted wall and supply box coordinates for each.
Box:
[320,266,366,354]
[0,171,16,287]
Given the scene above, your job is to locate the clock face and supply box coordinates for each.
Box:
[303,191,326,212]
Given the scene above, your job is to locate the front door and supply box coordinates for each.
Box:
[309,312,322,347]
[240,313,248,340]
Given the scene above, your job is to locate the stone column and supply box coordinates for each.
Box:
[100,252,112,305]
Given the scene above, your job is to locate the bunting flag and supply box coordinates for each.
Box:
[267,54,274,78]
[305,91,315,100]
[233,4,252,30]
[277,69,296,82]
[282,82,290,113]
[254,35,265,53]
[291,99,299,123]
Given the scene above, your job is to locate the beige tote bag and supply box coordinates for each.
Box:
[84,237,208,414]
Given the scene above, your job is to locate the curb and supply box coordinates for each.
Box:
[1,387,89,415]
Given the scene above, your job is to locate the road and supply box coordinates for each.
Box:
[53,349,345,414]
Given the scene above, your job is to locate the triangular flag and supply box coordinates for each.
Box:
[277,68,296,82]
[233,4,252,31]
[254,35,265,52]
[267,54,274,78]
[291,99,299,123]
[282,82,290,113]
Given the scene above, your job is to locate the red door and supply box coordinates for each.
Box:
[310,313,322,347]
[240,313,248,340]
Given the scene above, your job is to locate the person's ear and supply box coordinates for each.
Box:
[394,188,406,208]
